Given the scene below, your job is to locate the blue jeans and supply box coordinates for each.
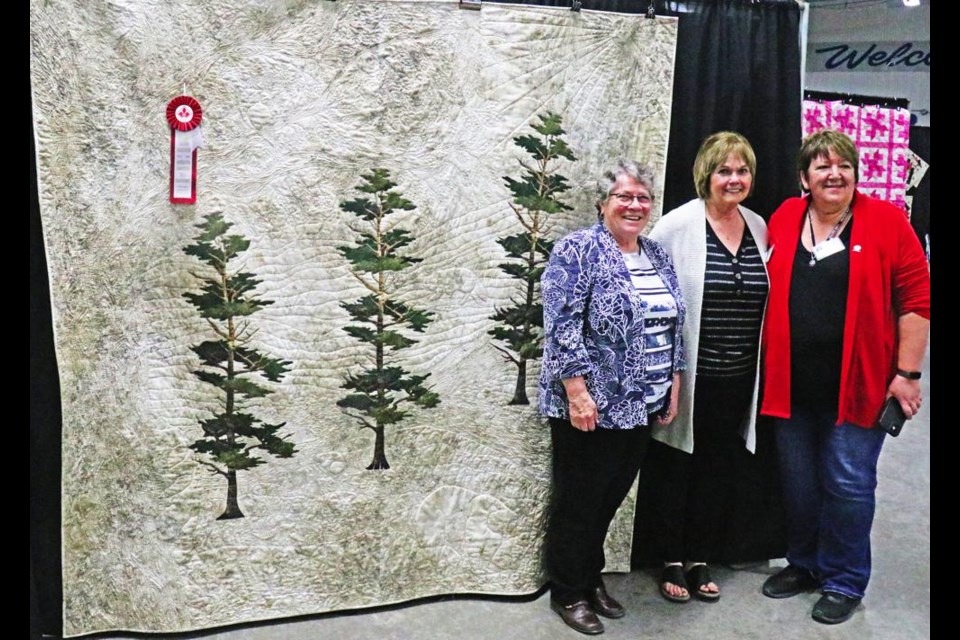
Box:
[775,407,886,599]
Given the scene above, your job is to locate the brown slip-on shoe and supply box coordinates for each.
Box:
[550,598,605,635]
[587,584,626,618]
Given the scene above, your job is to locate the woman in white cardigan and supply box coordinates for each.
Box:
[641,132,780,603]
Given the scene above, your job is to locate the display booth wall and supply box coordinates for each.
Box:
[805,0,930,127]
[803,0,930,251]
[31,1,804,637]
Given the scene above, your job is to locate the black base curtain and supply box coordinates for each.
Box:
[31,115,64,640]
[632,0,799,569]
[908,126,930,254]
[30,2,802,636]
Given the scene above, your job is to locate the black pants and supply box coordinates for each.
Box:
[545,417,652,604]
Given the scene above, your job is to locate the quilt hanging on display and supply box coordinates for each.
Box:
[801,96,914,213]
[31,0,677,635]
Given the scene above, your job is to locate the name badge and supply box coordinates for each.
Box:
[813,236,845,261]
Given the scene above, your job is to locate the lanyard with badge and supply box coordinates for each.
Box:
[807,205,851,267]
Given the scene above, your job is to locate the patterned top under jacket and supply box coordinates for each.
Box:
[538,222,687,430]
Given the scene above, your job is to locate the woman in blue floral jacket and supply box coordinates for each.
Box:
[540,160,686,635]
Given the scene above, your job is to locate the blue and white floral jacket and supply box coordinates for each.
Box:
[538,222,687,430]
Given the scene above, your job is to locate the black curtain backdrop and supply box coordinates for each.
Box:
[630,0,799,569]
[908,126,930,254]
[660,0,802,218]
[30,2,802,636]
[31,113,64,640]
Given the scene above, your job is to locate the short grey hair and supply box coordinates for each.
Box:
[595,160,656,216]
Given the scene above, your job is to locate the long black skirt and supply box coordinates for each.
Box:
[631,374,786,567]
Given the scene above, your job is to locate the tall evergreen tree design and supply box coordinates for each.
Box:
[182,213,296,520]
[490,112,576,405]
[337,168,440,471]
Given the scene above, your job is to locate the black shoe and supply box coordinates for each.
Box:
[812,591,861,624]
[762,564,819,599]
[686,564,721,602]
[550,599,605,635]
[587,584,626,618]
[659,564,691,603]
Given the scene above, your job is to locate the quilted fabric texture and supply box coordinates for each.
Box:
[31,0,677,634]
[802,99,912,210]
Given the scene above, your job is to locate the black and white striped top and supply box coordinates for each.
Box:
[696,220,768,377]
[622,249,678,412]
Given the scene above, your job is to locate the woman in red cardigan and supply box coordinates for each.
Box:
[759,129,929,625]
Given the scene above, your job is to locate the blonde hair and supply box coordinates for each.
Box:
[692,131,757,200]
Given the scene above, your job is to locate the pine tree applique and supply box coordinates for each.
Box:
[337,168,440,470]
[182,213,296,520]
[490,112,576,405]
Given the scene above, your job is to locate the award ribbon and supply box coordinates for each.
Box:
[167,96,204,204]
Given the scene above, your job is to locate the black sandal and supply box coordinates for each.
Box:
[659,564,691,603]
[686,564,720,602]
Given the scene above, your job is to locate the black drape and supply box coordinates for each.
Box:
[660,0,802,219]
[632,0,798,569]
[908,126,930,254]
[31,112,64,640]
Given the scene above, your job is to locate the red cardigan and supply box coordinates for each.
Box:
[760,191,930,428]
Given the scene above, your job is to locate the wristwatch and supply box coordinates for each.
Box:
[896,369,922,380]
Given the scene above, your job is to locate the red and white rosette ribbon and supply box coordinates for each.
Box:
[167,95,205,204]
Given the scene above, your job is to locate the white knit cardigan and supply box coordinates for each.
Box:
[647,198,770,454]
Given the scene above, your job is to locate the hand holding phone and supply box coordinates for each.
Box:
[877,397,907,437]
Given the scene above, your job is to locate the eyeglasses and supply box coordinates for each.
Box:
[610,193,653,206]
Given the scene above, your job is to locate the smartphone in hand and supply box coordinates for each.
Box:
[877,397,907,437]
